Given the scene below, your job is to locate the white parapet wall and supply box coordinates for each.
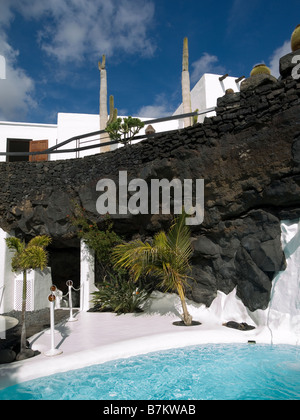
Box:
[14,269,52,312]
[0,228,53,314]
[0,121,57,163]
[0,228,14,313]
[174,73,242,126]
[80,239,96,311]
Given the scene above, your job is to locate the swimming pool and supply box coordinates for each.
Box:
[0,344,299,400]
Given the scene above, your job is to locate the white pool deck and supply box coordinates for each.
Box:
[0,306,289,391]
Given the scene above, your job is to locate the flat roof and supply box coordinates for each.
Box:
[0,121,57,129]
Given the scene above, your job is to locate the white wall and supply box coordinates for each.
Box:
[0,121,57,162]
[56,113,180,157]
[174,73,242,126]
[56,113,100,160]
[0,73,242,162]
[80,239,96,311]
[0,228,53,314]
[0,228,15,313]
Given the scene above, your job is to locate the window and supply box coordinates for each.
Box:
[7,139,31,162]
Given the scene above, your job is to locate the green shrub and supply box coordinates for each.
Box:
[92,272,151,315]
[70,206,122,271]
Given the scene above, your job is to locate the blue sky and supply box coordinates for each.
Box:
[0,0,299,124]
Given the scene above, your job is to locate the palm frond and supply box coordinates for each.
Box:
[113,213,193,293]
[112,240,156,282]
[20,246,48,271]
[168,213,192,254]
[6,235,50,272]
[167,212,193,270]
[27,235,51,249]
[5,237,25,254]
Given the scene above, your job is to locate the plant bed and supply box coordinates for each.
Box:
[172,321,202,327]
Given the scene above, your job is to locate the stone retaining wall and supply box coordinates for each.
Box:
[0,55,300,311]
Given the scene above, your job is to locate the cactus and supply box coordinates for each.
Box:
[98,55,110,152]
[107,95,118,125]
[98,55,108,130]
[192,109,199,125]
[291,24,300,52]
[182,37,192,128]
[250,64,271,77]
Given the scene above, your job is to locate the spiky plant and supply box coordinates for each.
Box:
[182,37,192,128]
[291,24,300,52]
[107,95,118,125]
[112,213,194,326]
[5,235,51,360]
[250,64,271,77]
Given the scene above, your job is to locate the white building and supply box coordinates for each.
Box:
[0,73,241,163]
[174,73,242,125]
[0,73,242,315]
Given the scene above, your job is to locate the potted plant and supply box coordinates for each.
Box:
[291,24,300,52]
[250,64,271,77]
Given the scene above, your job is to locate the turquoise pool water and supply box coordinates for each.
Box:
[0,344,299,400]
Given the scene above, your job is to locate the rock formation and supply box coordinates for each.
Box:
[0,53,300,312]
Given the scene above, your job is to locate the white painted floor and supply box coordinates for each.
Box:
[0,309,274,390]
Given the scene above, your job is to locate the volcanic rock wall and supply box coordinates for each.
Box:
[0,69,300,312]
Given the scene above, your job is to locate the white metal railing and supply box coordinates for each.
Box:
[0,108,216,160]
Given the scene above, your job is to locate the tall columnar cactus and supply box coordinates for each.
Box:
[182,37,192,128]
[107,95,118,125]
[98,55,110,152]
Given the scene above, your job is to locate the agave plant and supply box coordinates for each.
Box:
[5,235,51,360]
[91,271,151,315]
[112,213,193,325]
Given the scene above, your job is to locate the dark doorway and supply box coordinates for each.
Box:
[48,243,81,307]
[7,138,31,162]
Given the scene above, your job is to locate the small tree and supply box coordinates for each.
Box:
[112,213,194,325]
[6,235,51,360]
[106,116,145,146]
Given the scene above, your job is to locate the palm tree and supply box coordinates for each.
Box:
[5,235,51,360]
[112,214,193,325]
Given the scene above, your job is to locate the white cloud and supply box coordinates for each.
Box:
[269,40,291,78]
[0,0,156,120]
[0,28,36,121]
[137,94,173,118]
[0,0,14,27]
[191,53,226,84]
[13,0,156,63]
